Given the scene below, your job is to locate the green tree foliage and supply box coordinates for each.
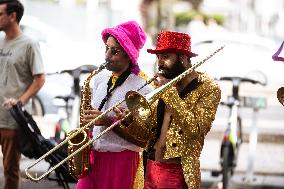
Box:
[175,10,225,26]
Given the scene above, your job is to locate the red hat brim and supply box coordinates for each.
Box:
[147,48,198,57]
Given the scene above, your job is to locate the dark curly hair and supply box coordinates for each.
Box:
[0,0,24,23]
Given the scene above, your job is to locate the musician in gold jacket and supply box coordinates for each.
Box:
[143,31,221,189]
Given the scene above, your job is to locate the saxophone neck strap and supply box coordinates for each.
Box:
[98,67,132,111]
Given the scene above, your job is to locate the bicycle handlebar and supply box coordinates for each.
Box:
[46,65,97,76]
[217,76,266,103]
[46,65,98,95]
[60,64,97,76]
[218,76,266,86]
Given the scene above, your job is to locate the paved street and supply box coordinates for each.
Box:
[200,140,284,189]
[1,126,284,189]
[1,138,284,189]
[0,153,76,189]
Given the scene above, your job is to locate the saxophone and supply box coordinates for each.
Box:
[67,63,107,177]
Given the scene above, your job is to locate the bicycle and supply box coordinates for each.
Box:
[213,76,265,189]
[53,65,96,143]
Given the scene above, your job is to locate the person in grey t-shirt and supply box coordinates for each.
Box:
[0,1,45,189]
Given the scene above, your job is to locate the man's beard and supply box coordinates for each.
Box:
[106,61,120,72]
[160,60,186,79]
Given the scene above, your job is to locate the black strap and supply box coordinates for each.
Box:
[98,68,131,111]
[156,99,165,140]
[179,78,199,98]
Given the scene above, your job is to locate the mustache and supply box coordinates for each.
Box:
[105,60,115,65]
[158,67,168,75]
[158,67,167,72]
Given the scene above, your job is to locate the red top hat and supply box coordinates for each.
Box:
[147,31,198,57]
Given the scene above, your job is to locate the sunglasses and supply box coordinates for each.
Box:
[105,45,121,56]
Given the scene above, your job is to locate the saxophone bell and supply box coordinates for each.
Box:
[68,62,109,177]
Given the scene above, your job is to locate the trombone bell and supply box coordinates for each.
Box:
[125,46,225,124]
[125,90,152,124]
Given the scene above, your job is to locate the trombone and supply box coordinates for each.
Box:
[125,46,225,124]
[25,72,159,182]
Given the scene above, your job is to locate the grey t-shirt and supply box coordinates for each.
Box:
[0,34,44,129]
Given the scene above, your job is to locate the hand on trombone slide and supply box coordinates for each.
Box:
[113,106,129,120]
[82,106,129,126]
[83,109,113,126]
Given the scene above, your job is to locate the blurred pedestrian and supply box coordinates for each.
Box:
[272,40,284,106]
[186,15,206,40]
[0,0,45,189]
[144,31,221,189]
[76,20,153,189]
[206,18,226,33]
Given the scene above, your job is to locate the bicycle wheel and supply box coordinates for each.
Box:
[222,145,231,189]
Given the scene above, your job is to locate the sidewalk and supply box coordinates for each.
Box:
[0,138,283,189]
[0,109,283,189]
[200,139,284,189]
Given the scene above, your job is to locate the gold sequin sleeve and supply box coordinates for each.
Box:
[161,80,221,137]
[277,87,284,107]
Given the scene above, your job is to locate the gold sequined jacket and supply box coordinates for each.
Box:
[147,72,221,189]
